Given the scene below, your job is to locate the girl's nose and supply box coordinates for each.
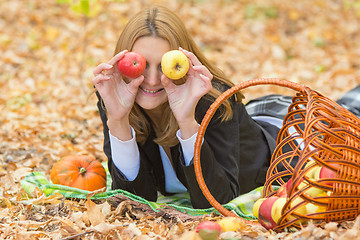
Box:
[143,67,161,86]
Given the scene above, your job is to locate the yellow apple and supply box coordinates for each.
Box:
[305,202,327,224]
[253,198,266,218]
[299,182,325,196]
[304,160,321,180]
[290,197,307,215]
[312,165,322,180]
[304,159,316,170]
[270,196,287,225]
[298,181,326,198]
[305,202,326,215]
[306,187,325,197]
[287,197,307,224]
[217,217,245,232]
[161,50,189,80]
[305,191,328,218]
[307,166,321,179]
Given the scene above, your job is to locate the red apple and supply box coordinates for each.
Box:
[258,196,279,229]
[319,164,338,186]
[285,177,293,195]
[196,221,222,240]
[276,184,287,197]
[287,176,307,193]
[118,52,146,79]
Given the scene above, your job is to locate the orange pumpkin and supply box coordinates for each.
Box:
[50,155,106,191]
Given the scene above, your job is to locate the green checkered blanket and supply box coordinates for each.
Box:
[20,164,268,220]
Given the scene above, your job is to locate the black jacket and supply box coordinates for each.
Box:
[96,82,278,208]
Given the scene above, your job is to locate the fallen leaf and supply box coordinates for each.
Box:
[85,198,105,226]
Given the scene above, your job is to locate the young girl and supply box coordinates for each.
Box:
[92,5,279,208]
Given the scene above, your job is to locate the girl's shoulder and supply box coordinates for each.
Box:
[199,79,236,105]
[212,78,232,93]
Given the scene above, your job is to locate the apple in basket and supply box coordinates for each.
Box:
[271,197,287,226]
[285,177,294,194]
[298,181,326,198]
[276,183,288,197]
[258,196,287,229]
[304,160,321,180]
[288,194,328,225]
[287,196,308,225]
[319,164,338,186]
[284,165,325,198]
[253,198,266,218]
[283,176,305,196]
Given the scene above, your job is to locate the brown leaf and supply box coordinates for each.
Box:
[120,223,142,239]
[70,211,88,229]
[178,231,202,240]
[58,220,80,238]
[108,194,202,222]
[89,221,122,235]
[85,198,105,226]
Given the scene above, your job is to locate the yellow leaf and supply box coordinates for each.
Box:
[0,34,11,48]
[44,26,60,42]
[288,9,299,20]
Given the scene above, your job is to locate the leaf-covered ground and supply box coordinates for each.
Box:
[1,0,360,239]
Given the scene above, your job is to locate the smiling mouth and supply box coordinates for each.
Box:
[140,87,164,94]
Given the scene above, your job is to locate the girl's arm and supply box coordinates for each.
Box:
[96,93,159,201]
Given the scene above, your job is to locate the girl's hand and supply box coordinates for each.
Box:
[92,50,144,140]
[161,48,213,138]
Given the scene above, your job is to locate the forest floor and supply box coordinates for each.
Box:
[1,0,360,239]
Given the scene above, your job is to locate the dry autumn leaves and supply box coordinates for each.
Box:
[1,0,360,239]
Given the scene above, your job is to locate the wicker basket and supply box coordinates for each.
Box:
[194,78,360,230]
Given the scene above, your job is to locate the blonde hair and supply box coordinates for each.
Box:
[112,5,243,146]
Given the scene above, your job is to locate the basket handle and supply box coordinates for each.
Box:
[193,78,305,219]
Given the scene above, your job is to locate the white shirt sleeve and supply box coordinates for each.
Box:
[176,129,203,166]
[109,127,140,181]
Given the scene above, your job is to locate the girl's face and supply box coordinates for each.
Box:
[131,36,171,111]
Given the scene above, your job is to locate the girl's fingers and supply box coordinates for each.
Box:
[93,50,128,76]
[92,74,111,85]
[179,47,213,80]
[199,73,213,89]
[193,65,213,79]
[161,75,176,92]
[107,50,128,66]
[128,75,144,90]
[179,47,202,66]
[93,63,113,76]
